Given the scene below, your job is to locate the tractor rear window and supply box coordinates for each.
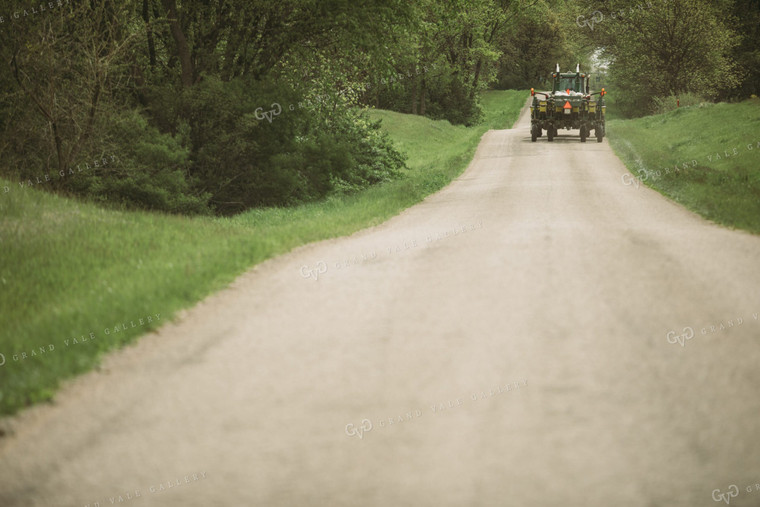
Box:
[557,77,581,92]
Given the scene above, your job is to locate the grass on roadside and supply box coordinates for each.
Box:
[607,98,760,234]
[0,90,526,416]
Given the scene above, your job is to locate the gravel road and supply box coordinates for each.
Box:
[1,99,759,507]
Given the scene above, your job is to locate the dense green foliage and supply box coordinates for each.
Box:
[495,2,587,90]
[572,0,757,117]
[0,90,525,415]
[2,0,758,208]
[369,0,588,124]
[0,0,412,215]
[722,0,760,100]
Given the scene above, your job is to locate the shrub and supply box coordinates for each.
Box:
[424,77,483,126]
[181,76,407,214]
[87,110,210,214]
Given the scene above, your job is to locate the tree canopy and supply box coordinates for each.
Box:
[0,0,756,214]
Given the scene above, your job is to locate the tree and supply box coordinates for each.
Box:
[577,0,740,116]
[721,0,760,100]
[368,0,521,125]
[0,1,133,180]
[0,0,210,213]
[495,0,585,89]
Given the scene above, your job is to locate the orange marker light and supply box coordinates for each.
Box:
[531,88,535,96]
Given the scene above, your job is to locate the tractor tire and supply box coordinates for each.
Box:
[547,126,554,142]
[531,128,537,142]
[596,125,604,143]
[580,126,587,143]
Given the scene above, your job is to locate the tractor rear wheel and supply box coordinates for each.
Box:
[531,127,537,142]
[547,126,554,142]
[596,124,604,143]
[580,126,587,143]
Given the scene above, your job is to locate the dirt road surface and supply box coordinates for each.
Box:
[1,100,759,507]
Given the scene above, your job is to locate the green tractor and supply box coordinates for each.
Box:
[530,64,606,143]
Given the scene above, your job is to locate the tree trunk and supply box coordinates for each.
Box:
[470,59,482,99]
[162,0,194,87]
[143,0,156,69]
[471,21,500,99]
[410,76,418,115]
[420,78,427,116]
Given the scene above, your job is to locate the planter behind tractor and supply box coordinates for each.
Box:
[530,64,606,143]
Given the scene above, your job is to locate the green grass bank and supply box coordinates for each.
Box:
[607,98,760,234]
[0,90,527,416]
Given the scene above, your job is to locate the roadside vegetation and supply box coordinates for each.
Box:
[608,99,760,234]
[0,0,578,216]
[0,90,525,416]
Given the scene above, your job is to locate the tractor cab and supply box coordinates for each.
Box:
[553,71,589,95]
